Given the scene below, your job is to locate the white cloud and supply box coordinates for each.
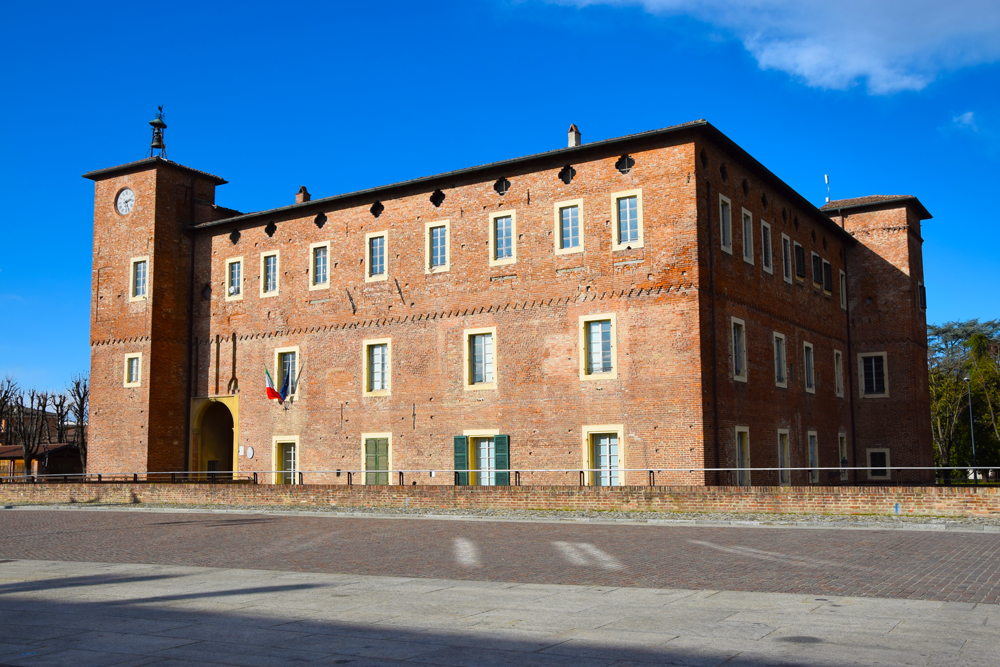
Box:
[953,111,978,131]
[546,0,1000,93]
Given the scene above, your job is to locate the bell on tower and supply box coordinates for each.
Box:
[146,105,167,159]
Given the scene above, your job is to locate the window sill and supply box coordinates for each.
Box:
[362,390,391,398]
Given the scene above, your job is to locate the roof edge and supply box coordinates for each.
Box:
[82,156,228,185]
[822,196,932,221]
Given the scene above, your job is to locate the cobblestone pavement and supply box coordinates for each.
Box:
[2,508,1000,604]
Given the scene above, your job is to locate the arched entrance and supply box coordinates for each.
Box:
[190,396,239,476]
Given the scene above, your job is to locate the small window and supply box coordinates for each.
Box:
[808,431,819,484]
[761,221,772,274]
[366,232,388,282]
[777,429,791,486]
[834,350,844,397]
[811,253,823,288]
[425,220,450,273]
[803,342,815,393]
[840,270,847,310]
[822,260,833,293]
[719,195,733,254]
[918,282,927,311]
[793,243,806,281]
[261,251,279,296]
[276,349,297,398]
[741,209,753,264]
[732,317,747,382]
[123,353,142,387]
[736,427,750,486]
[867,448,890,480]
[554,200,584,254]
[129,257,149,301]
[363,339,391,396]
[580,315,617,379]
[225,257,243,301]
[781,234,792,283]
[489,211,517,266]
[773,332,787,387]
[310,242,330,289]
[859,352,888,397]
[839,433,849,482]
[464,328,497,390]
[611,189,643,251]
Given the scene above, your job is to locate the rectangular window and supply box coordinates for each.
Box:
[781,234,792,283]
[860,352,888,397]
[803,342,815,393]
[773,332,787,387]
[840,270,847,309]
[363,339,392,395]
[719,195,732,254]
[554,199,584,255]
[425,220,450,273]
[364,232,388,282]
[839,434,849,482]
[261,251,279,296]
[131,258,148,300]
[918,282,927,311]
[364,436,390,485]
[834,350,844,397]
[456,432,510,487]
[225,257,242,301]
[612,190,644,251]
[808,432,818,484]
[732,317,747,382]
[794,243,806,281]
[742,209,753,264]
[276,441,298,485]
[471,333,494,384]
[591,433,620,487]
[777,430,791,486]
[489,211,517,266]
[736,427,750,487]
[586,320,613,375]
[309,242,329,289]
[123,353,142,387]
[812,253,823,288]
[277,350,297,397]
[761,221,772,273]
[822,260,833,293]
[867,448,890,480]
[475,437,496,487]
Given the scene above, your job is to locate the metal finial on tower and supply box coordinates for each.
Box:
[146,105,167,159]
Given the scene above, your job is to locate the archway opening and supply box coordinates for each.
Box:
[199,401,234,478]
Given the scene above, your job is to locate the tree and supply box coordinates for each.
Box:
[0,375,17,449]
[51,392,70,444]
[10,389,50,476]
[68,374,89,473]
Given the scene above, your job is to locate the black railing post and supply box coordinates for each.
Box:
[253,472,258,485]
[580,471,585,486]
[649,470,655,487]
[347,471,352,486]
[133,473,138,483]
[515,471,520,486]
[171,473,176,484]
[298,472,304,485]
[454,471,460,486]
[398,471,404,486]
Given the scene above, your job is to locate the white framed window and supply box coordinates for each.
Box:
[365,231,388,282]
[489,211,517,267]
[260,251,280,297]
[719,194,733,254]
[803,342,815,393]
[553,199,584,255]
[309,242,330,290]
[808,431,819,484]
[761,221,773,274]
[273,346,299,399]
[741,208,754,265]
[840,270,847,310]
[272,435,300,485]
[225,256,243,301]
[839,433,849,482]
[123,352,142,387]
[867,447,891,480]
[583,424,624,487]
[474,435,497,487]
[129,256,149,302]
[773,332,787,388]
[460,428,506,487]
[425,220,450,274]
[834,350,844,397]
[463,327,497,391]
[579,314,617,380]
[732,317,747,382]
[859,352,889,398]
[793,242,806,282]
[363,338,392,396]
[781,233,792,283]
[611,189,643,251]
[777,429,791,486]
[736,426,750,487]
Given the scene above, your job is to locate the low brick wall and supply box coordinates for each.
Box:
[1,483,999,517]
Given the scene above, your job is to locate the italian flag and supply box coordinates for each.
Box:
[265,366,282,402]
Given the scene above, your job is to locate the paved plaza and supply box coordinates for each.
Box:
[0,508,998,666]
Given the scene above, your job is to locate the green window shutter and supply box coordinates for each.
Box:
[365,439,378,485]
[377,438,388,485]
[453,436,468,486]
[495,435,510,486]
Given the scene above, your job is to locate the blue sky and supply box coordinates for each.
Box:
[1,0,998,390]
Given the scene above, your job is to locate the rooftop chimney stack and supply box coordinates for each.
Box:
[568,124,581,148]
[296,186,311,204]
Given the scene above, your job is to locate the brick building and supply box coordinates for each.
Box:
[82,119,933,486]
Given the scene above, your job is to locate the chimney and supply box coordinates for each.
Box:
[568,124,581,148]
[296,186,311,204]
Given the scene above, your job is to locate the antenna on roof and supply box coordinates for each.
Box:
[824,174,830,204]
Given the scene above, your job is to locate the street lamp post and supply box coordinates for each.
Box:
[964,377,978,486]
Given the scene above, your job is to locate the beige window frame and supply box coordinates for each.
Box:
[579,313,618,380]
[123,352,142,387]
[807,430,819,484]
[425,220,450,274]
[129,256,149,302]
[834,349,844,398]
[463,428,500,486]
[858,351,889,398]
[308,241,331,291]
[741,208,754,265]
[272,435,300,485]
[803,342,816,394]
[777,429,791,486]
[463,327,498,391]
[773,332,787,388]
[735,426,751,486]
[719,194,733,255]
[761,220,773,274]
[272,346,300,400]
[362,337,392,397]
[360,432,393,485]
[840,270,847,310]
[582,423,625,486]
[553,199,585,256]
[224,256,244,302]
[867,447,891,481]
[611,189,644,251]
[839,433,849,481]
[260,250,280,297]
[488,210,517,267]
[365,231,388,282]
[731,317,747,383]
[781,233,792,284]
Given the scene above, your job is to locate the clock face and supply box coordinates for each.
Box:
[116,188,136,215]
